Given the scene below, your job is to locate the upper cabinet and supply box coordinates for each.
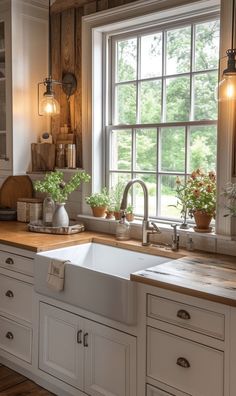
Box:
[0,0,48,176]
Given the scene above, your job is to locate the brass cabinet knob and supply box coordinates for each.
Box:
[176,357,190,368]
[6,331,14,340]
[77,330,82,344]
[5,290,14,298]
[5,257,14,265]
[177,309,191,320]
[83,332,88,347]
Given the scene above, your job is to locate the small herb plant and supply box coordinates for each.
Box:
[222,182,236,217]
[85,188,110,208]
[175,169,216,217]
[109,181,126,211]
[34,170,90,203]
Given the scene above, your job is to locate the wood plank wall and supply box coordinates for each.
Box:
[51,0,136,168]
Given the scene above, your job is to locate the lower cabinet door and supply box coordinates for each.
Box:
[39,303,84,390]
[84,319,136,396]
[147,326,224,396]
[146,384,189,396]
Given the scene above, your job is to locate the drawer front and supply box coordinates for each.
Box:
[147,294,225,340]
[146,384,189,396]
[0,275,33,322]
[0,315,32,363]
[147,327,224,396]
[0,250,33,276]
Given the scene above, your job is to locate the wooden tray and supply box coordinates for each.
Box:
[28,221,85,235]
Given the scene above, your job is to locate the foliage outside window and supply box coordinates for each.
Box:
[106,15,220,220]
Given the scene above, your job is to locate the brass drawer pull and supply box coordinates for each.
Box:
[176,357,190,368]
[83,332,88,347]
[5,257,14,265]
[177,309,191,320]
[5,290,14,298]
[6,331,14,340]
[77,330,82,344]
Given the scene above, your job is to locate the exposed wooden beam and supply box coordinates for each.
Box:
[51,0,92,13]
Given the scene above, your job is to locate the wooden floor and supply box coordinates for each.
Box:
[0,364,55,395]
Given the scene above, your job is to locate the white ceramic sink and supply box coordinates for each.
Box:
[34,242,172,324]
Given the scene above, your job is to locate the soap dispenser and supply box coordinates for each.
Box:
[116,211,130,241]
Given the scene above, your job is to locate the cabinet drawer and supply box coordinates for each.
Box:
[147,327,224,396]
[147,384,188,396]
[147,294,225,340]
[0,315,32,363]
[0,274,33,322]
[0,250,33,276]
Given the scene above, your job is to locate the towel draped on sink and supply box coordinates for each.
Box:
[47,259,71,291]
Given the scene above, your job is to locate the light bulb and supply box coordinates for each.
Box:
[218,74,236,102]
[39,94,60,116]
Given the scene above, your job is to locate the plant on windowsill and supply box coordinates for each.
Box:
[125,204,134,222]
[109,181,126,220]
[85,188,110,218]
[175,169,216,232]
[222,182,236,217]
[34,170,90,227]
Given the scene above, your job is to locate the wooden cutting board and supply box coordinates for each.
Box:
[0,175,33,209]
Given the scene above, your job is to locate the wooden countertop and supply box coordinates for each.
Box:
[1,221,236,306]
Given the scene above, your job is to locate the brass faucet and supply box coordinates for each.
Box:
[120,179,161,246]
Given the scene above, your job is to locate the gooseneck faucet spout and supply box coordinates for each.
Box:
[120,179,161,246]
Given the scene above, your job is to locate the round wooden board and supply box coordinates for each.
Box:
[0,176,33,209]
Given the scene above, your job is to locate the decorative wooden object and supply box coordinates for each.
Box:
[28,221,85,235]
[31,143,56,171]
[0,176,33,209]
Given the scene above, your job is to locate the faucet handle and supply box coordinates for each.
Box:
[171,223,178,231]
[151,222,161,234]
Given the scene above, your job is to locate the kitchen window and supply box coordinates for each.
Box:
[105,16,220,220]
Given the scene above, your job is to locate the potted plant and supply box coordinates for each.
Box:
[175,169,216,232]
[34,170,90,227]
[85,188,110,217]
[222,182,236,217]
[109,181,125,220]
[125,204,134,222]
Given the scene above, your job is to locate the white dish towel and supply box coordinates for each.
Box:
[47,259,70,292]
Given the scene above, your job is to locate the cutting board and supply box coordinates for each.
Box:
[0,175,33,209]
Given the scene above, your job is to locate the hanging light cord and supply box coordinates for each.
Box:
[231,0,235,49]
[48,0,52,77]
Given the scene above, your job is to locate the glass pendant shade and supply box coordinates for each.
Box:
[39,93,60,115]
[218,74,236,101]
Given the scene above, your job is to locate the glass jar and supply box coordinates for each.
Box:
[43,197,55,226]
[56,143,66,168]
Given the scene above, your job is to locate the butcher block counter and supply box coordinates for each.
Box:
[1,221,236,306]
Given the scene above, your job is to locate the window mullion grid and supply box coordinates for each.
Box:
[161,30,166,123]
[131,127,136,208]
[136,35,141,124]
[111,38,117,125]
[185,125,189,181]
[190,23,195,121]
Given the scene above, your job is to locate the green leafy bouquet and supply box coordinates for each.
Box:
[34,171,90,203]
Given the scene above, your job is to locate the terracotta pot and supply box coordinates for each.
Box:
[114,211,121,220]
[193,210,212,230]
[91,206,107,217]
[126,213,134,222]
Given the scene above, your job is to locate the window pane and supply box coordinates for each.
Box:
[165,76,190,122]
[194,20,220,71]
[160,175,182,218]
[133,174,157,217]
[141,33,162,78]
[117,38,137,82]
[193,72,218,120]
[110,130,132,170]
[166,26,191,75]
[189,125,217,172]
[116,83,136,124]
[135,129,157,171]
[160,127,185,172]
[110,173,131,188]
[140,80,162,123]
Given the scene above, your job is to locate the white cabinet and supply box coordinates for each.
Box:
[39,303,136,396]
[0,0,47,175]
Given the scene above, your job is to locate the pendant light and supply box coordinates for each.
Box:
[38,0,60,116]
[218,0,236,102]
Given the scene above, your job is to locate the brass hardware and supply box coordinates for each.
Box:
[77,330,82,344]
[176,357,190,368]
[83,332,88,347]
[6,331,14,340]
[5,290,14,298]
[5,257,14,265]
[177,309,191,320]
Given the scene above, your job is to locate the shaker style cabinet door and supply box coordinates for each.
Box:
[84,319,137,396]
[39,303,84,390]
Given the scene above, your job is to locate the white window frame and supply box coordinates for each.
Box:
[81,0,235,237]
